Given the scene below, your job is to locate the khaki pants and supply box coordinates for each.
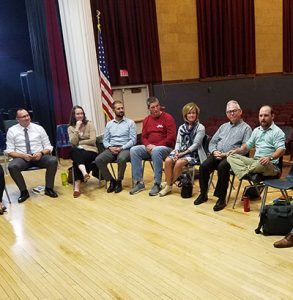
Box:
[227,154,279,180]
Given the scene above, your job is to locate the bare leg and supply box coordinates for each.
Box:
[164,157,174,186]
[172,159,188,183]
[74,180,81,192]
[78,164,88,177]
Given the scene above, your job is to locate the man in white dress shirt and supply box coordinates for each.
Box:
[6,108,58,203]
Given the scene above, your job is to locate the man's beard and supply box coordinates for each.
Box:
[115,112,124,118]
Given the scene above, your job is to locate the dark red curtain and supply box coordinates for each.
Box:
[196,0,255,78]
[44,0,72,124]
[283,0,293,72]
[90,0,162,85]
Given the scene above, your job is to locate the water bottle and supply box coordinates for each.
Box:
[61,172,68,186]
[243,196,250,212]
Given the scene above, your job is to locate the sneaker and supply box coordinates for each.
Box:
[129,182,145,195]
[159,185,172,197]
[149,183,162,196]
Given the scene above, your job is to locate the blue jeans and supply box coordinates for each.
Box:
[130,145,172,184]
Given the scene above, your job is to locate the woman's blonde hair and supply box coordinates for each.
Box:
[182,102,200,123]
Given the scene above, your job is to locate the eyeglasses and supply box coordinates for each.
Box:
[226,109,239,114]
[17,114,30,119]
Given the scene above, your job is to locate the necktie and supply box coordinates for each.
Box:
[24,128,32,154]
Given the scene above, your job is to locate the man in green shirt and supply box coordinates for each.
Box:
[227,105,285,181]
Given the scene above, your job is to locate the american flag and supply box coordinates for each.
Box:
[97,14,115,120]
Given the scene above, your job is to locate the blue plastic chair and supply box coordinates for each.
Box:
[260,164,293,212]
[56,124,71,162]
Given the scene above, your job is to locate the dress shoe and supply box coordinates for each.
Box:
[73,191,81,198]
[114,180,122,193]
[107,179,117,193]
[18,190,30,203]
[244,173,263,184]
[273,233,293,248]
[45,188,58,198]
[213,199,226,211]
[194,194,208,205]
[0,205,6,215]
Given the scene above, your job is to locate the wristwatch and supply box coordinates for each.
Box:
[269,156,274,161]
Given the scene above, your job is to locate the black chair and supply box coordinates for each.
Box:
[260,163,293,212]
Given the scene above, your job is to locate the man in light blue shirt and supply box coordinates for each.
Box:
[95,101,136,193]
[228,105,286,181]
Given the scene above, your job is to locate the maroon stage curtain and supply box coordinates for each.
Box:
[91,0,162,86]
[44,0,73,158]
[283,0,293,73]
[196,0,255,78]
[44,0,72,125]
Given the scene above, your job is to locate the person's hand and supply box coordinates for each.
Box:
[146,144,155,154]
[259,156,270,166]
[76,120,83,131]
[109,147,121,154]
[23,154,33,161]
[32,152,42,161]
[213,150,222,160]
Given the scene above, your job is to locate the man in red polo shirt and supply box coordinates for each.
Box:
[130,97,176,196]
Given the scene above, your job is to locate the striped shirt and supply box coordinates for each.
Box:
[209,120,252,154]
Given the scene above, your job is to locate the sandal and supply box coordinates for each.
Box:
[83,174,90,182]
[73,191,81,198]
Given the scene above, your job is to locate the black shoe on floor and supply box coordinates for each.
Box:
[107,179,117,193]
[18,190,30,203]
[213,199,226,212]
[45,188,58,198]
[114,180,122,193]
[194,194,208,205]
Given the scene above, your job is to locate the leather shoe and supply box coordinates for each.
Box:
[45,188,58,198]
[18,190,30,203]
[245,173,263,184]
[107,179,117,193]
[273,233,293,248]
[194,194,208,205]
[213,199,226,211]
[114,180,122,193]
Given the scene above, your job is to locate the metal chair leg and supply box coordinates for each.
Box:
[110,163,117,180]
[226,174,235,204]
[260,185,268,215]
[4,186,11,204]
[232,180,243,209]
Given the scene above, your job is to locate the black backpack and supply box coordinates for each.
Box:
[255,204,293,235]
[178,173,193,198]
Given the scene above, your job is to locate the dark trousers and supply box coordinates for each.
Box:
[8,155,58,192]
[199,155,231,200]
[95,149,130,181]
[0,165,5,202]
[70,148,97,181]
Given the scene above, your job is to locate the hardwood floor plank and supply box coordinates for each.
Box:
[0,159,292,299]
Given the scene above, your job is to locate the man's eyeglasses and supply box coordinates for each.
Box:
[17,114,30,119]
[226,109,239,114]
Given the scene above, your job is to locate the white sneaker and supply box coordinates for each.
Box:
[159,185,172,197]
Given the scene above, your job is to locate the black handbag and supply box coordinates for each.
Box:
[255,204,293,236]
[178,173,193,198]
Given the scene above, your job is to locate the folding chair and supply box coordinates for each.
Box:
[56,124,71,162]
[231,156,283,209]
[260,163,293,212]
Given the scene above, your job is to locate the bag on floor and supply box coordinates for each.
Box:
[178,173,193,198]
[255,204,293,235]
